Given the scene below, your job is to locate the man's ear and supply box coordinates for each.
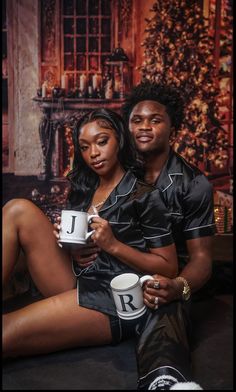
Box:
[169,127,177,145]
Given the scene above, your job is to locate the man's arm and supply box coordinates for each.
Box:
[178,236,212,293]
[143,235,213,307]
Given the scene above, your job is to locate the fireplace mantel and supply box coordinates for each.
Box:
[33,97,125,180]
[33,97,125,111]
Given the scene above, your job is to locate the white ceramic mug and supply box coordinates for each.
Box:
[110,273,154,320]
[59,210,98,246]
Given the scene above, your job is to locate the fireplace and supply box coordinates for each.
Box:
[34,97,124,180]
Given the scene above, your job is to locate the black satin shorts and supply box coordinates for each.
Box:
[109,309,151,345]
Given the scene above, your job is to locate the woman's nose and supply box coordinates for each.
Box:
[90,145,100,157]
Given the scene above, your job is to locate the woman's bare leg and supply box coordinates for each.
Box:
[2,199,76,296]
[3,289,112,358]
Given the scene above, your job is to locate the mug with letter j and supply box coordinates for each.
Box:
[59,210,98,247]
[110,273,154,320]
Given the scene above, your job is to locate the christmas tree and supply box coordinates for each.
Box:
[140,0,231,172]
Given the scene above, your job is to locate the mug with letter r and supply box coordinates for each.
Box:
[110,273,154,320]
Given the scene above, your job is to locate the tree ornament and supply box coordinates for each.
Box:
[140,0,231,173]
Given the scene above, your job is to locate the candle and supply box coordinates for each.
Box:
[92,73,98,90]
[88,86,93,97]
[105,79,113,99]
[80,74,86,92]
[42,82,47,98]
[61,74,69,92]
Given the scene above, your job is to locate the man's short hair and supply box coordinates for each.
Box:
[122,80,185,133]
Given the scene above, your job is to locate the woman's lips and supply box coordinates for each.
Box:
[92,160,105,169]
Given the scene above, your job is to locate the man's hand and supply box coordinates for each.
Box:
[143,274,182,309]
[70,241,101,268]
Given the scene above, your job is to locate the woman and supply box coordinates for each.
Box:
[3,108,177,359]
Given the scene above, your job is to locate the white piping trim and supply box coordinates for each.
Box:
[108,221,130,225]
[184,223,215,232]
[99,178,137,212]
[142,224,170,229]
[72,258,95,277]
[144,232,172,239]
[139,365,187,381]
[162,173,183,192]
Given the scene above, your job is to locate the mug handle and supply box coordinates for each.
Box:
[85,214,99,241]
[85,230,95,240]
[87,214,99,223]
[140,275,154,287]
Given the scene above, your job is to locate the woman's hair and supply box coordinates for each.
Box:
[122,79,185,133]
[67,108,142,209]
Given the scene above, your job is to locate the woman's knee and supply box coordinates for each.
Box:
[3,198,41,224]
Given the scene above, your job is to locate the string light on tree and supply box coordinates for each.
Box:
[140,0,231,173]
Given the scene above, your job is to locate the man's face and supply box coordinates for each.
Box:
[129,100,172,154]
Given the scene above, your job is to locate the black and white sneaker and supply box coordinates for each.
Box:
[138,366,187,390]
[170,382,203,390]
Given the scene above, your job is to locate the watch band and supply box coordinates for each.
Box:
[175,276,191,301]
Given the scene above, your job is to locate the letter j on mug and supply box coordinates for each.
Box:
[59,210,98,246]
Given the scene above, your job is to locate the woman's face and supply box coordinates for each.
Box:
[78,119,120,176]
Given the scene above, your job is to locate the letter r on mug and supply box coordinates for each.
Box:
[118,294,138,312]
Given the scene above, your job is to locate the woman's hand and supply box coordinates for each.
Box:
[53,216,62,244]
[53,216,100,268]
[90,216,118,253]
[143,274,181,309]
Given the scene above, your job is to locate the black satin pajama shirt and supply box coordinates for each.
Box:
[72,170,174,317]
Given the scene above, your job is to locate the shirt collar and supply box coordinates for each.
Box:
[99,170,137,212]
[155,148,184,192]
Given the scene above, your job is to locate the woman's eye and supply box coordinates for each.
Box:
[79,145,88,152]
[131,118,141,123]
[98,138,108,146]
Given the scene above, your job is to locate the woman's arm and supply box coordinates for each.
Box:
[90,216,178,278]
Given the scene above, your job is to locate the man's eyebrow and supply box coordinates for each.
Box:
[130,113,164,118]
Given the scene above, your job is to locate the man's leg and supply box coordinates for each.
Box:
[136,301,192,390]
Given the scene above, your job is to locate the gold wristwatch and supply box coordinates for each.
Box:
[175,276,191,301]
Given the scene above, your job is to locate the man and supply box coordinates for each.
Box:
[121,80,215,389]
[74,80,215,390]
